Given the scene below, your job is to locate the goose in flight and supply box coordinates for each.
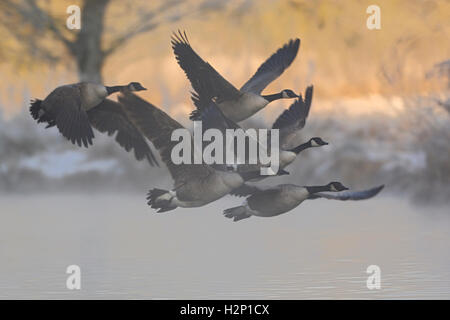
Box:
[192,85,326,172]
[272,85,315,150]
[171,31,300,122]
[30,82,158,165]
[118,91,285,212]
[224,184,384,221]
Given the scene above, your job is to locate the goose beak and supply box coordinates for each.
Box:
[322,141,329,145]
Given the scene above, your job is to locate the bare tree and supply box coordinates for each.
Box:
[0,0,219,82]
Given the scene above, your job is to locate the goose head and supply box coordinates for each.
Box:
[327,181,349,192]
[127,82,147,91]
[286,137,328,157]
[309,137,328,147]
[280,89,298,99]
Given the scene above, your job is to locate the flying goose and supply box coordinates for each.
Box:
[171,31,300,122]
[192,85,326,172]
[118,91,285,212]
[224,184,384,221]
[272,85,314,150]
[29,82,157,165]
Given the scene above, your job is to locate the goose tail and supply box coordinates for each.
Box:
[223,206,251,222]
[29,99,43,121]
[146,188,177,213]
[30,99,56,128]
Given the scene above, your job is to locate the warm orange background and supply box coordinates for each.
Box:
[1,0,449,119]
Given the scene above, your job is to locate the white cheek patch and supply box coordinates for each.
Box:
[282,91,288,98]
[330,184,337,192]
[311,140,318,147]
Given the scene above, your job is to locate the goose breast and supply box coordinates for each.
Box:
[80,83,108,110]
[219,92,268,122]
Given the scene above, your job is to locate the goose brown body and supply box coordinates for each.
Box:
[30,82,157,165]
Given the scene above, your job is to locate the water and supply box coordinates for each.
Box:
[0,193,449,299]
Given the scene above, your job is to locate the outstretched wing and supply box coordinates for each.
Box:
[272,85,313,130]
[45,86,94,148]
[192,90,270,172]
[272,86,313,149]
[191,91,241,131]
[171,30,241,113]
[240,38,300,94]
[87,99,158,166]
[308,185,385,200]
[118,91,214,188]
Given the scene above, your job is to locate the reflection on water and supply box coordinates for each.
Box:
[0,194,449,299]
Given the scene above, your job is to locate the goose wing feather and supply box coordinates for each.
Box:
[240,38,300,94]
[119,91,214,188]
[308,185,385,201]
[272,85,313,130]
[45,85,94,147]
[191,91,241,131]
[87,99,158,166]
[171,31,241,109]
[192,90,267,173]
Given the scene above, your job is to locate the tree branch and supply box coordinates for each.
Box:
[22,0,75,52]
[2,0,75,53]
[102,0,184,57]
[102,22,158,57]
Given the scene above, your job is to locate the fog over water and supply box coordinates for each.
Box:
[1,194,449,299]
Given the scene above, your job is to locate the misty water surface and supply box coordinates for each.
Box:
[0,194,449,299]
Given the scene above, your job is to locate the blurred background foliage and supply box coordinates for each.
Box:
[0,0,449,204]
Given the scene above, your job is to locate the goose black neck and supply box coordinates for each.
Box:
[262,92,283,102]
[106,85,126,95]
[305,185,330,194]
[290,141,312,154]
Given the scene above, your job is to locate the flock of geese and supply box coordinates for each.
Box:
[29,31,383,222]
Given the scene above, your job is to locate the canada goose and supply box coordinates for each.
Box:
[272,85,314,150]
[192,85,326,172]
[171,31,300,122]
[117,91,285,212]
[267,85,328,163]
[29,82,157,165]
[224,184,384,221]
